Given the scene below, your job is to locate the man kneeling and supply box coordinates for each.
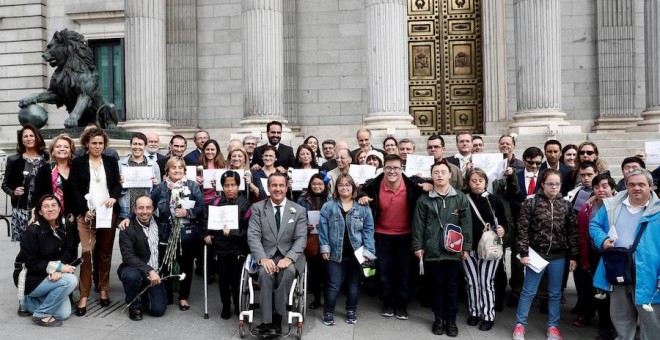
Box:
[117,196,167,321]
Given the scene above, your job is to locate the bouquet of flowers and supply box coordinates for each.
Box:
[160,184,191,271]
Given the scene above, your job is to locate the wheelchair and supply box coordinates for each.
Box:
[238,254,307,339]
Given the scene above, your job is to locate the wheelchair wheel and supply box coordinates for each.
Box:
[238,266,251,318]
[301,265,308,321]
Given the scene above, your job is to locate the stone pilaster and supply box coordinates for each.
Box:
[364,0,418,136]
[592,0,640,132]
[123,0,171,133]
[631,0,660,131]
[239,0,289,136]
[481,0,508,132]
[510,0,580,134]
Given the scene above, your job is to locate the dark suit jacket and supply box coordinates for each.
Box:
[539,162,572,184]
[320,159,338,172]
[117,218,157,277]
[69,153,122,216]
[147,153,167,162]
[445,155,461,168]
[252,143,296,169]
[183,149,201,166]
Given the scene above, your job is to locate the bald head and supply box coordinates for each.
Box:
[134,196,154,225]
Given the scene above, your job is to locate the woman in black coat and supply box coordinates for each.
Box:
[17,194,78,327]
[69,127,122,315]
[1,124,48,241]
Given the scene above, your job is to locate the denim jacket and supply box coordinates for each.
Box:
[118,155,161,218]
[318,199,376,262]
[150,179,204,241]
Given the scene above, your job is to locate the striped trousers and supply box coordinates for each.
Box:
[461,251,499,321]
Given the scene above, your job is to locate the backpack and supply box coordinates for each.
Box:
[468,195,503,261]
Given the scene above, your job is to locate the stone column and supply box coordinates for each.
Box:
[510,0,579,134]
[123,0,171,133]
[632,0,660,131]
[238,0,289,136]
[481,0,508,132]
[364,0,418,136]
[593,0,640,132]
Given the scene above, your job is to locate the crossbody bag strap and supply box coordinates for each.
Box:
[631,221,649,252]
[431,200,445,229]
[467,195,491,232]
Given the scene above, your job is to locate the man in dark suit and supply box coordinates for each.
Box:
[117,196,167,321]
[319,139,338,172]
[183,130,209,166]
[539,139,572,184]
[247,172,307,336]
[350,128,384,162]
[445,131,473,176]
[145,132,167,162]
[251,121,296,171]
[157,135,187,179]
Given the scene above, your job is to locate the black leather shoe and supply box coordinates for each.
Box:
[100,298,110,307]
[479,320,494,331]
[129,309,143,321]
[467,316,480,326]
[254,323,271,336]
[221,306,231,320]
[309,299,320,309]
[445,322,458,337]
[75,306,87,317]
[17,306,31,317]
[270,323,282,335]
[179,302,190,311]
[432,319,445,335]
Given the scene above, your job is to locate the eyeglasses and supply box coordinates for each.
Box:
[337,184,352,188]
[525,160,542,166]
[384,166,402,173]
[543,182,561,188]
[579,150,595,156]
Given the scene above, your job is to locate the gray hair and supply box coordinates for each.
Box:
[399,138,415,150]
[627,168,653,186]
[243,135,257,143]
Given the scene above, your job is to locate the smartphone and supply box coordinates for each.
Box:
[70,257,83,266]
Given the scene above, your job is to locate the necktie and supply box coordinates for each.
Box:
[149,154,154,161]
[275,205,281,232]
[528,176,536,195]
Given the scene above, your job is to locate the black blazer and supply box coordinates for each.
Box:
[252,143,296,169]
[444,155,461,168]
[117,218,157,277]
[33,162,74,216]
[69,154,122,216]
[183,149,201,166]
[1,153,48,209]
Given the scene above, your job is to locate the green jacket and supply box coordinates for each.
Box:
[412,186,473,262]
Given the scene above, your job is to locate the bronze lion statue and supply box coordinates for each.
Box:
[18,29,118,129]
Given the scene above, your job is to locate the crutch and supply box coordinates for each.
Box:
[203,244,209,319]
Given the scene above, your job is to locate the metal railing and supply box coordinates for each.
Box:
[0,155,11,237]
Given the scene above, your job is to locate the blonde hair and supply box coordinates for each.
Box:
[48,134,75,161]
[227,147,249,170]
[165,156,186,176]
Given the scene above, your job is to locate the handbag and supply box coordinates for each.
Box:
[432,200,463,254]
[467,195,503,261]
[304,233,320,258]
[601,221,648,285]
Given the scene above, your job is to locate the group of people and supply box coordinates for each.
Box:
[6,121,660,340]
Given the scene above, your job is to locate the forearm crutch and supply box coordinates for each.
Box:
[203,244,209,319]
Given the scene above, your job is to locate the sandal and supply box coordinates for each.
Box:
[32,316,62,327]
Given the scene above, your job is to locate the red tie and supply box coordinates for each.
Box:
[528,176,536,195]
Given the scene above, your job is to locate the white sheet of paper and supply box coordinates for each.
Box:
[608,225,619,242]
[207,205,239,230]
[354,246,365,264]
[202,169,219,189]
[307,211,320,235]
[516,247,549,273]
[645,141,660,164]
[472,153,506,193]
[182,198,195,209]
[349,165,377,185]
[121,166,153,188]
[186,166,197,181]
[214,169,246,191]
[419,258,424,275]
[291,169,319,191]
[573,189,592,211]
[95,205,113,229]
[261,178,270,196]
[404,155,435,178]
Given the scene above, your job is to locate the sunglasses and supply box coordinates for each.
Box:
[525,160,542,166]
[579,150,595,156]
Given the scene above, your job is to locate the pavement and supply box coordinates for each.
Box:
[0,230,600,340]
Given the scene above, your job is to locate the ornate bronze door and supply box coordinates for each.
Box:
[407,0,483,134]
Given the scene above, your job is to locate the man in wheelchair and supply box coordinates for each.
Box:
[247,172,307,336]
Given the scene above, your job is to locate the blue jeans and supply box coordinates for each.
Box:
[515,257,565,327]
[22,274,78,320]
[324,257,361,313]
[120,267,167,316]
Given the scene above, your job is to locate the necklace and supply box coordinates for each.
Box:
[91,160,103,183]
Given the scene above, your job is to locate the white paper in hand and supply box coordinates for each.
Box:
[516,247,549,273]
[608,225,619,242]
[354,246,365,264]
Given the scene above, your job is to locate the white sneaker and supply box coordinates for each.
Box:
[546,326,563,340]
[512,323,525,340]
